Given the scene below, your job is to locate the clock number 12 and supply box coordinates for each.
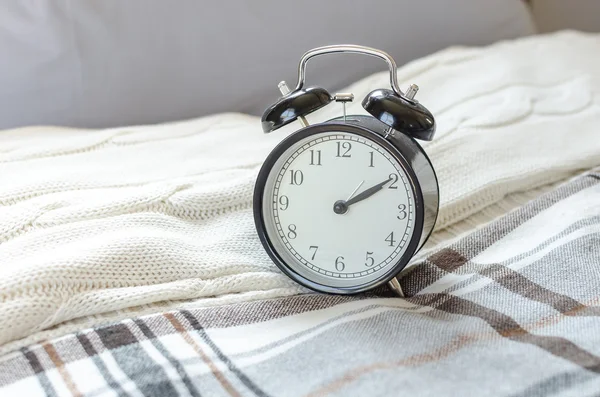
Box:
[336,142,352,158]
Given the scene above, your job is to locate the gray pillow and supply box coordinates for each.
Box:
[0,0,535,129]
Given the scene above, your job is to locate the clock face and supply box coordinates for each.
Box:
[259,128,419,291]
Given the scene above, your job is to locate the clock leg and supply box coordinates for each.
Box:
[388,277,405,298]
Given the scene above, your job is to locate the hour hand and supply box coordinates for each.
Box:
[346,176,393,206]
[333,176,392,214]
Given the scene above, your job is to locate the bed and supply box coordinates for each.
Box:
[0,29,600,396]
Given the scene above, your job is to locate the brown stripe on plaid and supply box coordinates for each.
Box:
[42,343,81,397]
[0,293,350,383]
[180,310,273,397]
[479,264,600,316]
[417,294,600,372]
[164,312,242,397]
[421,246,600,318]
[429,248,469,272]
[20,347,58,397]
[0,168,599,396]
[180,293,361,328]
[418,218,600,318]
[303,330,482,397]
[305,293,600,397]
[133,318,202,397]
[400,171,600,297]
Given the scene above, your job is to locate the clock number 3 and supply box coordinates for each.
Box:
[397,204,407,220]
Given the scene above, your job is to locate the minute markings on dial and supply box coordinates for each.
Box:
[270,133,414,278]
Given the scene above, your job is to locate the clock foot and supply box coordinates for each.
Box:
[388,277,405,298]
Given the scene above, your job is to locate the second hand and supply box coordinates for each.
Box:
[346,180,364,202]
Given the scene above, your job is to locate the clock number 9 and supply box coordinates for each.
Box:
[335,256,345,271]
[397,204,407,220]
[278,195,289,211]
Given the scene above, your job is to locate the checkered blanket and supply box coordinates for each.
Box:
[0,169,599,396]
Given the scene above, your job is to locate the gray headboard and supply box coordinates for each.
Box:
[0,1,534,129]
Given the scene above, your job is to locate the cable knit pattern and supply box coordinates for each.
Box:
[0,31,599,353]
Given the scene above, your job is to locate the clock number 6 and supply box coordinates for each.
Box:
[335,256,345,271]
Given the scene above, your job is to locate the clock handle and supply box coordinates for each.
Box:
[294,44,408,99]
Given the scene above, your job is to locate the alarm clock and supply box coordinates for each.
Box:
[253,45,438,297]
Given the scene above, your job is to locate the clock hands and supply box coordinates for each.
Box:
[346,180,364,201]
[346,176,393,206]
[333,176,393,215]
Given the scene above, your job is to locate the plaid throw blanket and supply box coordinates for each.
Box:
[0,169,599,396]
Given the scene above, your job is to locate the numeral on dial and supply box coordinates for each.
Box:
[309,150,322,166]
[335,256,345,271]
[278,195,289,211]
[336,142,352,158]
[365,251,375,267]
[388,173,398,189]
[289,170,303,185]
[385,232,396,247]
[309,245,318,260]
[287,224,297,239]
[369,151,374,167]
[397,204,407,220]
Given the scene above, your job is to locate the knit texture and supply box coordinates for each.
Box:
[0,30,599,353]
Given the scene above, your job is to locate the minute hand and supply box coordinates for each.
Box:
[345,176,393,207]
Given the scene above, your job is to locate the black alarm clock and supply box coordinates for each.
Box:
[253,45,438,297]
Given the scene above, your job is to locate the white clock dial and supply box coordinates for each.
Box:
[262,131,417,289]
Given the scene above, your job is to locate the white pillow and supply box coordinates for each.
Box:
[0,0,535,129]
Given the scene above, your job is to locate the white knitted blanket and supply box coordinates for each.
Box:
[1,31,599,353]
